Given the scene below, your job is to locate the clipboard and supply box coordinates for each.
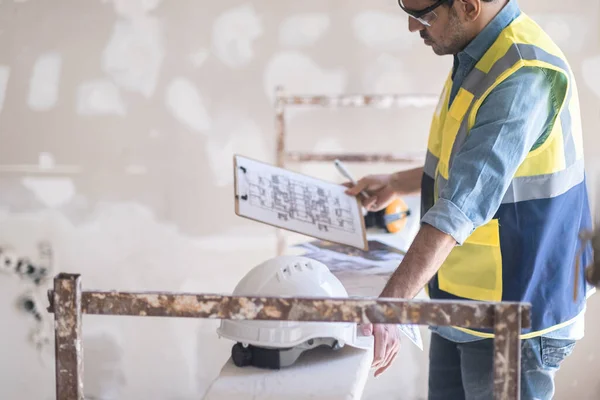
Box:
[233,154,369,251]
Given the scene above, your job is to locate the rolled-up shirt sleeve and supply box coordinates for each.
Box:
[421,67,558,245]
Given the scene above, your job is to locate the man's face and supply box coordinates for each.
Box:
[401,0,468,56]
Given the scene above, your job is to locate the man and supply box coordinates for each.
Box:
[345,0,594,398]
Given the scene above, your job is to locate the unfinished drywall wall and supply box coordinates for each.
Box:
[0,0,599,399]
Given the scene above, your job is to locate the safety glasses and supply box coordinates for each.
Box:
[398,0,452,27]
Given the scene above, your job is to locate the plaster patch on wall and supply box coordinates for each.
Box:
[582,56,600,100]
[38,153,55,170]
[212,3,263,69]
[264,51,347,110]
[0,66,10,113]
[125,165,147,175]
[28,52,62,111]
[102,17,165,98]
[69,202,235,289]
[77,79,126,116]
[530,14,589,53]
[21,178,76,208]
[205,113,268,186]
[363,53,415,94]
[279,14,330,47]
[166,78,211,133]
[189,49,209,68]
[106,0,162,18]
[353,11,417,52]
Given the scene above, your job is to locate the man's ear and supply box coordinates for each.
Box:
[455,0,482,22]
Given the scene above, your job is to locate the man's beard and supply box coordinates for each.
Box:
[426,10,468,55]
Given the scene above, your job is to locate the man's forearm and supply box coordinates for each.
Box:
[391,166,424,196]
[380,223,457,299]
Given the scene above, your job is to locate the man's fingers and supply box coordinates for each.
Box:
[374,327,395,369]
[374,350,398,377]
[372,326,388,368]
[366,187,395,212]
[344,178,368,196]
[374,326,401,377]
[375,334,400,376]
[363,196,379,210]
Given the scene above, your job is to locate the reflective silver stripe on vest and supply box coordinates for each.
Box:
[460,68,487,95]
[458,43,569,106]
[424,150,439,178]
[446,42,576,194]
[517,44,569,72]
[501,158,585,203]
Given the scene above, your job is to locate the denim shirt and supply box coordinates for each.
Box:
[422,0,585,342]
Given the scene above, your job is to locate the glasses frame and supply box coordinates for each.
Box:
[398,0,452,26]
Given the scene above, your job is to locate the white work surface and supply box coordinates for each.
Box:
[202,196,422,400]
[203,337,374,400]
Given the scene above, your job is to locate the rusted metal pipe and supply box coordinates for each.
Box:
[47,290,530,328]
[586,263,600,288]
[275,85,286,169]
[586,228,600,287]
[493,303,523,400]
[47,274,531,400]
[279,93,439,108]
[274,85,287,256]
[52,273,83,400]
[284,152,424,164]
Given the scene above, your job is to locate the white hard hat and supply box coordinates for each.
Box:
[217,255,371,369]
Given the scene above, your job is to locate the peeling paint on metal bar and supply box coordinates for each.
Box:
[493,304,522,400]
[275,85,286,169]
[47,290,531,329]
[587,263,600,287]
[53,273,83,400]
[279,94,439,108]
[48,274,529,400]
[274,85,287,256]
[284,152,423,164]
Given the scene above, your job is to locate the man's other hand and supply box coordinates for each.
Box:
[360,323,401,377]
[343,174,398,212]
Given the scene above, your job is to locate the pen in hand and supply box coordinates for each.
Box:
[334,159,370,200]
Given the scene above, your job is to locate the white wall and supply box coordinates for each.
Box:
[0,0,599,399]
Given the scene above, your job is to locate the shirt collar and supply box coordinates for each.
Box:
[456,0,521,64]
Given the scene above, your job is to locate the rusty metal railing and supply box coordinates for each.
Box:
[273,86,439,254]
[47,273,530,400]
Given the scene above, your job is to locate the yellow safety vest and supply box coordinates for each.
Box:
[422,13,592,338]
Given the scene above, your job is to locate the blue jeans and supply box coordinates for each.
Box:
[428,332,576,400]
